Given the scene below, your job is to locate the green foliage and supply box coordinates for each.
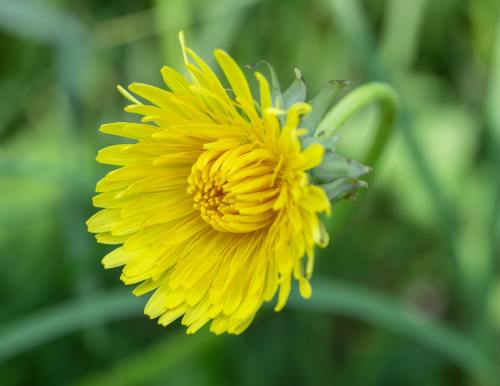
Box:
[1,0,499,385]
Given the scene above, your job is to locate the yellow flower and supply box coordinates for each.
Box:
[87,32,330,335]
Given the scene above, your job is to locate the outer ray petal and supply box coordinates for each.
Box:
[214,49,258,115]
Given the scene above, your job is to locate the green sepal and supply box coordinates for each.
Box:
[305,135,370,203]
[320,178,368,203]
[247,60,283,108]
[283,68,306,108]
[301,80,348,135]
[311,152,371,183]
[302,135,339,152]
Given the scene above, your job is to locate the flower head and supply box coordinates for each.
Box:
[87,32,332,334]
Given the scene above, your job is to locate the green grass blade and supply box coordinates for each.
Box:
[0,289,143,362]
[0,0,84,45]
[488,9,500,249]
[74,331,215,386]
[290,277,498,385]
[378,0,430,70]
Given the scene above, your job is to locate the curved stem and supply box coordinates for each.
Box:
[315,82,398,167]
[315,83,398,236]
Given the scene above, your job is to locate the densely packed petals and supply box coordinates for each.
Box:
[87,33,330,334]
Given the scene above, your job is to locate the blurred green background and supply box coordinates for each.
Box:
[1,0,500,385]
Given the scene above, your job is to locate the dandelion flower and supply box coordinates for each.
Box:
[87,33,365,334]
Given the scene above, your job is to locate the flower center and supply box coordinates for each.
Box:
[187,145,280,233]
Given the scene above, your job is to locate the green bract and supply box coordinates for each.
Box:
[261,63,371,203]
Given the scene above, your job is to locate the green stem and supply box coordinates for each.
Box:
[314,82,398,236]
[315,82,398,167]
